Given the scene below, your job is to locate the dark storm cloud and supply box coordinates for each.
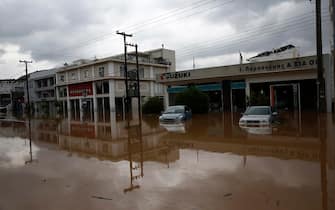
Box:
[174,0,331,69]
[0,0,122,62]
[0,0,332,77]
[0,49,5,57]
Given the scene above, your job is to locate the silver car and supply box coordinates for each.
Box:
[239,106,277,126]
[159,105,192,124]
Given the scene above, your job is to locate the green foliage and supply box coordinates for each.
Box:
[142,96,164,114]
[250,91,269,106]
[175,86,209,113]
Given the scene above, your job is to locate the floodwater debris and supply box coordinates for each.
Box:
[91,195,113,201]
[224,193,232,197]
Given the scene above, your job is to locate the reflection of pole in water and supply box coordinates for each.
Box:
[318,113,328,210]
[124,124,143,193]
[25,118,35,164]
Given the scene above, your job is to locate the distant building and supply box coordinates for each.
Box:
[25,69,57,118]
[0,79,25,114]
[55,47,175,123]
[0,79,16,108]
[247,45,300,62]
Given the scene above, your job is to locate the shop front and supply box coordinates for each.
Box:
[157,54,333,113]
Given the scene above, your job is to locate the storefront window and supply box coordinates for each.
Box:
[58,87,67,97]
[96,81,109,94]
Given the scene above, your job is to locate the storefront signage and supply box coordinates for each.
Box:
[69,82,93,97]
[160,71,191,81]
[240,58,317,73]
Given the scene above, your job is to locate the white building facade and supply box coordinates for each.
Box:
[26,69,57,117]
[55,48,175,123]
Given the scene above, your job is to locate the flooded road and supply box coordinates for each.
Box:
[0,112,334,210]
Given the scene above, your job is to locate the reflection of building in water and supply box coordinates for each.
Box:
[57,132,178,163]
[165,135,321,162]
[0,120,27,138]
[27,118,179,164]
[30,119,59,144]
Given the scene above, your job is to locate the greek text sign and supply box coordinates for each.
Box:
[240,58,317,73]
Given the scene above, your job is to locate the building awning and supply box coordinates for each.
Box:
[167,83,222,93]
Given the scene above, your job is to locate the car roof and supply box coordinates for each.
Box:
[248,106,270,108]
[167,105,185,108]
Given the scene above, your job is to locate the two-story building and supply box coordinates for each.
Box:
[26,69,57,117]
[55,48,175,123]
[0,78,25,114]
[0,79,16,108]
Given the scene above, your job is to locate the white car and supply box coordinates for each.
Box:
[239,106,277,126]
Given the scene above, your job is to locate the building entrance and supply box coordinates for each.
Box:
[82,98,94,122]
[270,83,300,112]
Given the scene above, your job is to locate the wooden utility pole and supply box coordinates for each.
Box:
[116,31,133,119]
[315,0,326,112]
[19,60,34,165]
[19,60,33,114]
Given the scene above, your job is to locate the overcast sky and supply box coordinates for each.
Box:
[0,0,332,79]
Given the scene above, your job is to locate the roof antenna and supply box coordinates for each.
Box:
[193,56,195,69]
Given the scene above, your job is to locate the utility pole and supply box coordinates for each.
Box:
[19,60,33,114]
[19,59,34,165]
[116,31,133,120]
[315,0,326,112]
[330,0,335,112]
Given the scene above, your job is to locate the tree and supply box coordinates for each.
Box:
[175,86,209,113]
[142,96,164,114]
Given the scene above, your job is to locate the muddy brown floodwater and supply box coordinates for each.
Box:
[0,112,334,210]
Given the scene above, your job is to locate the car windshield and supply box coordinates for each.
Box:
[165,106,184,114]
[244,107,270,115]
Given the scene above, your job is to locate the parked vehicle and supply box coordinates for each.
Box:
[159,105,192,124]
[239,106,277,126]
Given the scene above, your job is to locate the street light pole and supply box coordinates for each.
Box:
[19,60,33,115]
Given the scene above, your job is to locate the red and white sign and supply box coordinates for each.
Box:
[69,82,93,97]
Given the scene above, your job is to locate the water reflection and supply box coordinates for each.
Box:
[0,112,334,209]
[124,124,143,193]
[0,136,39,168]
[160,122,188,133]
[240,125,273,135]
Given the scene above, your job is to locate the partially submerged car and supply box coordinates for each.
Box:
[239,106,277,126]
[159,105,192,124]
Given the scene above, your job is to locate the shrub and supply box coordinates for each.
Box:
[142,96,164,114]
[175,86,209,113]
[250,91,269,106]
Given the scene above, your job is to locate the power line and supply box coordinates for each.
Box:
[177,8,329,55]
[68,9,329,61]
[176,19,330,66]
[32,0,224,58]
[177,14,330,58]
[20,1,330,66]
